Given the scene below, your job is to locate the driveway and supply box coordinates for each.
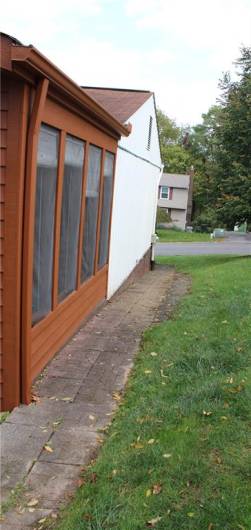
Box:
[156,238,251,257]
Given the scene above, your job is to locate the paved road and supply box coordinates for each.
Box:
[156,240,251,256]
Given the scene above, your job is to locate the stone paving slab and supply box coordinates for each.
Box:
[0,266,185,529]
[38,426,100,466]
[1,423,53,502]
[26,461,81,509]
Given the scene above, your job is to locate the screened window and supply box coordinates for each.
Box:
[81,145,102,282]
[58,136,84,301]
[98,152,114,269]
[32,125,59,325]
[160,185,169,199]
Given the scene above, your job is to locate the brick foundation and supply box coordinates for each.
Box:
[111,247,152,298]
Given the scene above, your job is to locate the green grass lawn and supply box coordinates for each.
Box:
[55,256,251,530]
[156,228,211,242]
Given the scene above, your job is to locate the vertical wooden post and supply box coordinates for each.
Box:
[94,149,105,274]
[105,151,117,295]
[2,81,29,410]
[76,141,89,288]
[21,78,49,404]
[52,131,66,309]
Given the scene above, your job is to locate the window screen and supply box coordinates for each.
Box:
[32,125,59,325]
[98,152,114,269]
[81,145,102,282]
[58,136,84,301]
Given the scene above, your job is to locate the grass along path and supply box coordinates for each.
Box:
[55,256,251,530]
[156,228,211,242]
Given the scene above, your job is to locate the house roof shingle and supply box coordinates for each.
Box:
[82,87,153,124]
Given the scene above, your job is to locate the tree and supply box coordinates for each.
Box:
[156,109,192,173]
[212,48,251,227]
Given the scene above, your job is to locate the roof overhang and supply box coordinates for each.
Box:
[1,35,130,139]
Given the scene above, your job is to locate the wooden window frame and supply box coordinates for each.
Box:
[22,92,117,403]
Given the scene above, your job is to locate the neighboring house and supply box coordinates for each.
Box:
[83,88,162,298]
[158,172,193,229]
[0,33,161,411]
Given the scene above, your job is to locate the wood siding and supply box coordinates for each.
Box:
[0,74,7,408]
[1,76,29,411]
[22,97,117,403]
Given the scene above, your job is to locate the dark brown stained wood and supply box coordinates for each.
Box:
[0,131,7,149]
[43,99,117,154]
[21,78,49,405]
[76,141,89,289]
[0,167,6,185]
[52,131,66,310]
[1,111,8,130]
[31,267,107,379]
[2,77,29,411]
[11,44,129,138]
[105,151,117,291]
[22,90,116,404]
[94,149,105,274]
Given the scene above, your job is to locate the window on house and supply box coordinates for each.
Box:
[81,145,102,282]
[98,152,115,269]
[32,124,59,325]
[58,136,85,301]
[160,185,169,199]
[147,115,153,150]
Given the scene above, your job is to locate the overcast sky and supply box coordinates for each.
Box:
[2,0,251,125]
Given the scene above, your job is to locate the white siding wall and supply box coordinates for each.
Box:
[107,147,161,298]
[107,95,162,299]
[119,95,160,166]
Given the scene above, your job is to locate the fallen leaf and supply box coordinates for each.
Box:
[152,483,162,495]
[150,352,158,357]
[222,320,228,324]
[160,369,168,378]
[89,415,95,421]
[220,416,228,420]
[31,394,40,403]
[38,518,46,524]
[44,444,53,453]
[203,410,212,416]
[112,391,122,402]
[144,370,152,374]
[131,442,144,449]
[61,397,72,402]
[112,469,117,476]
[28,508,35,513]
[27,498,39,507]
[147,515,162,527]
[147,439,155,445]
[208,524,213,530]
[163,453,172,459]
[187,512,195,517]
[90,472,97,483]
[146,489,152,497]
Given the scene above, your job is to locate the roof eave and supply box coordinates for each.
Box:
[10,45,130,138]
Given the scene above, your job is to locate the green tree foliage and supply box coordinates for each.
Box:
[213,48,251,227]
[188,47,251,229]
[157,48,251,229]
[156,109,192,173]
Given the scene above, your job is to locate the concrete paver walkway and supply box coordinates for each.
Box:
[1,266,188,529]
